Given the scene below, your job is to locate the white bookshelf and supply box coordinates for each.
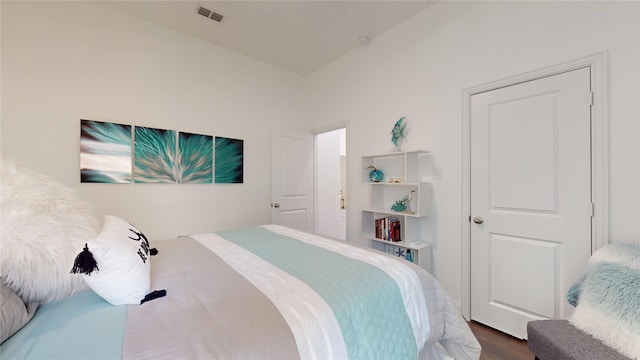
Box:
[361,150,435,272]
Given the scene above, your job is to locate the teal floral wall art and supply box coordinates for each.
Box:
[178,132,213,184]
[215,137,243,184]
[81,121,241,185]
[80,119,132,183]
[134,126,178,183]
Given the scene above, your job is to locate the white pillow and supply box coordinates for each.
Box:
[77,215,151,305]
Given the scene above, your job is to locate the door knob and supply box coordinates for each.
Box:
[272,203,280,208]
[473,216,484,224]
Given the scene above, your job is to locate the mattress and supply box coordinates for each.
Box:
[0,225,480,360]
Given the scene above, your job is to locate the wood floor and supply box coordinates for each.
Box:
[468,321,534,360]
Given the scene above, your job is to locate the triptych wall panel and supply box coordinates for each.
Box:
[80,119,242,184]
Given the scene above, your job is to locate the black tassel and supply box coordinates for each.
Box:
[70,243,99,275]
[150,248,158,256]
[140,289,166,304]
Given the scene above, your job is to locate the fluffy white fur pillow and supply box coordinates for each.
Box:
[0,159,99,304]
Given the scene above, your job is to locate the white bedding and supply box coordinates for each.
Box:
[194,225,480,360]
[1,225,481,360]
[193,228,349,359]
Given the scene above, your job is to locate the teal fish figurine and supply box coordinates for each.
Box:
[391,117,407,151]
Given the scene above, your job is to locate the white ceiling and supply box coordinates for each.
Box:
[100,1,436,75]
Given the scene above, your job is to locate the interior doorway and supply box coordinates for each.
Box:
[315,127,347,240]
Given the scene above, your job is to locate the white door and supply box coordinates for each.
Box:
[272,129,314,232]
[470,67,592,339]
[315,129,344,240]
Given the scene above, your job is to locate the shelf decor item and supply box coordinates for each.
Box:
[406,249,414,262]
[391,117,407,152]
[367,166,384,182]
[391,190,415,212]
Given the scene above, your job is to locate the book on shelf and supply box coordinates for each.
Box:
[374,216,401,242]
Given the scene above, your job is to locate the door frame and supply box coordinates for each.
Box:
[460,52,609,320]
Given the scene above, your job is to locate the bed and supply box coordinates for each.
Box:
[1,223,480,359]
[0,160,480,359]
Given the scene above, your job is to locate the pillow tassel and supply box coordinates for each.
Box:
[140,289,166,304]
[70,243,99,275]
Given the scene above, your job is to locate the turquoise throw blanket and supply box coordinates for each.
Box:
[566,244,640,359]
[217,227,417,360]
[0,291,127,359]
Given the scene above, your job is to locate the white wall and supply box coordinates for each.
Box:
[304,1,640,302]
[1,1,306,240]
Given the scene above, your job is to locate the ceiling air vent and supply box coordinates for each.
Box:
[209,11,224,22]
[196,6,224,23]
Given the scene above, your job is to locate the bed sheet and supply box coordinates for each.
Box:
[1,225,480,360]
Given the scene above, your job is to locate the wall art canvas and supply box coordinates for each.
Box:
[215,137,244,184]
[178,132,213,184]
[80,119,132,183]
[134,126,178,183]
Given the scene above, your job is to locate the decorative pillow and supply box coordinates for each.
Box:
[1,283,39,344]
[72,215,151,305]
[0,159,99,304]
[567,244,640,360]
